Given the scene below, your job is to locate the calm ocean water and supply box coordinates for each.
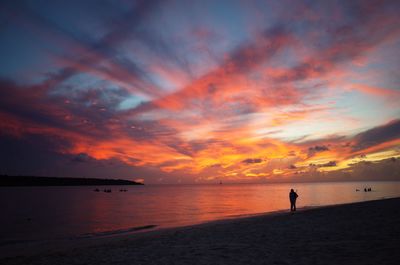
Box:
[1,181,399,244]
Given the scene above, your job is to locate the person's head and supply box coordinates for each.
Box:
[290,189,294,192]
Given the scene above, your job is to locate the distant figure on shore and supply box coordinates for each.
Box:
[289,189,299,212]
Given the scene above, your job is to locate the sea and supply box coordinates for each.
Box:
[1,181,399,246]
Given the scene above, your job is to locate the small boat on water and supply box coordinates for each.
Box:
[94,188,100,192]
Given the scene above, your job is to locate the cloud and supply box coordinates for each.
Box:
[319,161,336,167]
[351,84,400,100]
[352,119,400,151]
[0,78,130,139]
[307,145,329,157]
[2,1,165,97]
[270,0,400,84]
[71,153,92,163]
[308,161,336,168]
[309,145,329,152]
[139,25,296,113]
[1,0,399,183]
[242,158,263,164]
[272,157,400,183]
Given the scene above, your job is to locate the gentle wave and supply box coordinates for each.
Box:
[76,225,158,239]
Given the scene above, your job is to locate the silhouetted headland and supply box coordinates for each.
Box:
[0,175,143,186]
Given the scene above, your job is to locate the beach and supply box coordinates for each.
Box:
[2,198,399,265]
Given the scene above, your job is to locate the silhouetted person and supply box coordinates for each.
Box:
[364,188,367,192]
[289,189,298,212]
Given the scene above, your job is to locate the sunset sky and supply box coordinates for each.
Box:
[0,0,399,184]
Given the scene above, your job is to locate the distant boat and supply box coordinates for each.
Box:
[94,188,100,192]
[219,181,222,185]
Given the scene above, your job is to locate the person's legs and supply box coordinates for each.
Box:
[293,202,296,211]
[290,202,294,211]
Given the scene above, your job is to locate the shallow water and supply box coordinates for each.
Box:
[0,181,399,244]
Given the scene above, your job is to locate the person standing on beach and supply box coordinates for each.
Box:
[289,189,298,212]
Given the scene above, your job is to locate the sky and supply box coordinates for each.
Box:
[0,0,399,184]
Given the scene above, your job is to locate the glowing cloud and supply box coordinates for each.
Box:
[0,0,399,183]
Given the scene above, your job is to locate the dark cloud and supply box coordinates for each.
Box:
[0,78,70,130]
[309,145,329,152]
[0,78,130,139]
[242,158,263,164]
[352,119,400,151]
[228,26,289,73]
[71,153,92,163]
[308,145,329,157]
[309,161,336,167]
[321,161,336,167]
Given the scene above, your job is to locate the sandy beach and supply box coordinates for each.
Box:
[2,198,399,265]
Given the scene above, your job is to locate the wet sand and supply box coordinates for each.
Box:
[2,198,399,265]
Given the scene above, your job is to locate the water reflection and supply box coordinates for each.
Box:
[0,181,399,243]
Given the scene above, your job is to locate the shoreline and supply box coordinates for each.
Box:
[0,199,376,256]
[1,196,400,264]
